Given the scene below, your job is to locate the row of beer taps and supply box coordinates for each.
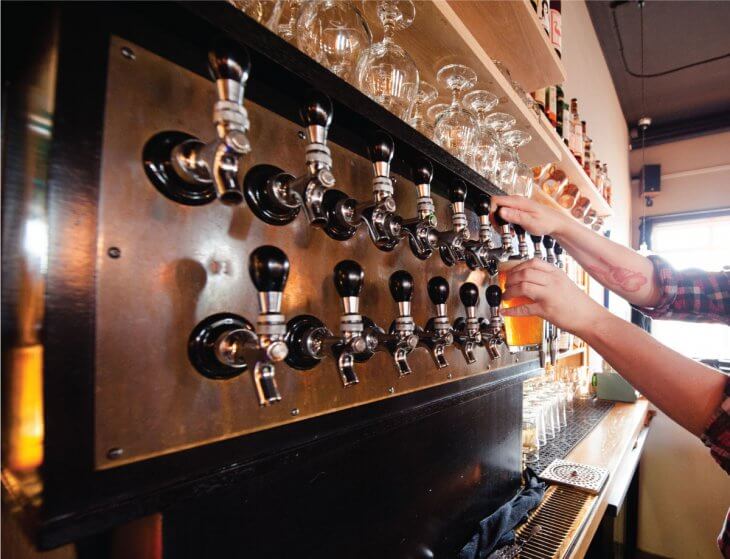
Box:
[188,245,508,406]
[145,39,515,272]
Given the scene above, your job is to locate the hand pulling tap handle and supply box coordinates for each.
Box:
[248,246,290,405]
[543,235,556,264]
[531,234,544,259]
[208,37,252,155]
[300,90,333,146]
[493,207,514,252]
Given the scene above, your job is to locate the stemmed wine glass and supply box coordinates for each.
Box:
[356,0,419,118]
[475,111,516,183]
[512,163,534,197]
[274,1,303,43]
[231,0,282,30]
[462,89,499,177]
[297,1,372,82]
[497,129,531,191]
[433,63,478,162]
[404,81,438,136]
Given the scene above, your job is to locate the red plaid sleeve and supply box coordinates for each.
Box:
[702,376,730,474]
[633,255,730,325]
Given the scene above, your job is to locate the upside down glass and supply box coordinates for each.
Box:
[498,258,544,352]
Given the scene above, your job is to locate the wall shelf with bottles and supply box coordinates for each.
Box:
[538,114,613,218]
[447,0,566,92]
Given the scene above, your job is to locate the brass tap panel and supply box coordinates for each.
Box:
[93,37,536,469]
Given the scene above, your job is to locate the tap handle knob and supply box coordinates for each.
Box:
[428,276,450,306]
[449,181,468,204]
[389,270,413,303]
[554,242,563,256]
[486,285,502,308]
[530,234,543,245]
[333,260,364,298]
[459,282,479,308]
[300,90,333,144]
[412,158,433,186]
[475,194,491,217]
[494,206,508,227]
[542,235,555,249]
[249,245,290,293]
[369,131,394,178]
[208,37,251,94]
[513,224,525,236]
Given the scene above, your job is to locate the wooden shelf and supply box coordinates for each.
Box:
[367,1,563,169]
[447,0,566,92]
[555,346,585,361]
[538,113,613,217]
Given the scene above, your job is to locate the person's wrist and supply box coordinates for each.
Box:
[571,298,609,338]
[552,212,580,243]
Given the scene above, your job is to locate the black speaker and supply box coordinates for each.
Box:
[641,164,661,194]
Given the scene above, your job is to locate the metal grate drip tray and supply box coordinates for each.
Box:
[514,485,595,559]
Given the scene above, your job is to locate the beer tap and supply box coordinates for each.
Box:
[462,194,502,273]
[435,182,469,266]
[543,235,557,265]
[418,276,454,369]
[243,91,337,227]
[554,242,565,269]
[400,159,439,260]
[285,260,377,386]
[452,282,483,364]
[368,271,421,376]
[323,132,403,251]
[188,246,289,406]
[513,224,530,259]
[541,235,559,365]
[493,207,516,258]
[481,285,507,359]
[531,235,544,259]
[144,38,252,206]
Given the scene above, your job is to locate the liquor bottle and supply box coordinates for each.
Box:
[539,0,551,35]
[533,88,546,115]
[603,163,612,206]
[569,99,582,162]
[547,85,557,127]
[550,0,562,58]
[555,85,564,137]
[594,160,604,194]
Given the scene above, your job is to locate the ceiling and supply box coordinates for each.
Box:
[587,0,730,147]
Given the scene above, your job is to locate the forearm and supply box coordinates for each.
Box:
[579,309,727,436]
[554,218,662,307]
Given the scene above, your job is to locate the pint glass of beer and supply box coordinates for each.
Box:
[498,258,544,352]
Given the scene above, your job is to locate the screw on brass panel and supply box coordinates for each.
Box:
[387,387,394,394]
[447,373,452,379]
[297,130,306,140]
[107,247,121,258]
[290,408,300,416]
[121,46,136,60]
[107,447,124,460]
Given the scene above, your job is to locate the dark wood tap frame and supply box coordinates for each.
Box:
[3,2,541,554]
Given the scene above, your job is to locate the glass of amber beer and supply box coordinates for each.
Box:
[498,258,544,352]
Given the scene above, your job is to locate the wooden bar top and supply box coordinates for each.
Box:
[564,398,651,558]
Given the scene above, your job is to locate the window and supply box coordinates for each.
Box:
[649,213,730,360]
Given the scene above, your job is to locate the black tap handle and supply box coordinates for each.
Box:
[249,245,290,292]
[427,276,450,305]
[530,234,543,244]
[486,285,502,307]
[475,194,491,217]
[513,224,525,236]
[494,206,508,226]
[208,37,251,84]
[542,235,555,249]
[368,131,394,164]
[554,242,563,255]
[299,90,333,129]
[412,158,433,186]
[459,282,479,308]
[449,181,467,204]
[389,270,414,302]
[333,260,364,298]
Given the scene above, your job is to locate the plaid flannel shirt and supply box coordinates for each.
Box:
[634,255,730,557]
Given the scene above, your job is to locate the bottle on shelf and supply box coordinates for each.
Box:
[568,99,583,163]
[546,85,557,127]
[538,0,551,35]
[594,159,604,195]
[555,85,564,137]
[583,135,592,176]
[550,0,562,58]
[603,163,612,206]
[533,88,546,115]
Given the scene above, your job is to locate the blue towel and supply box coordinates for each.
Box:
[459,468,546,559]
